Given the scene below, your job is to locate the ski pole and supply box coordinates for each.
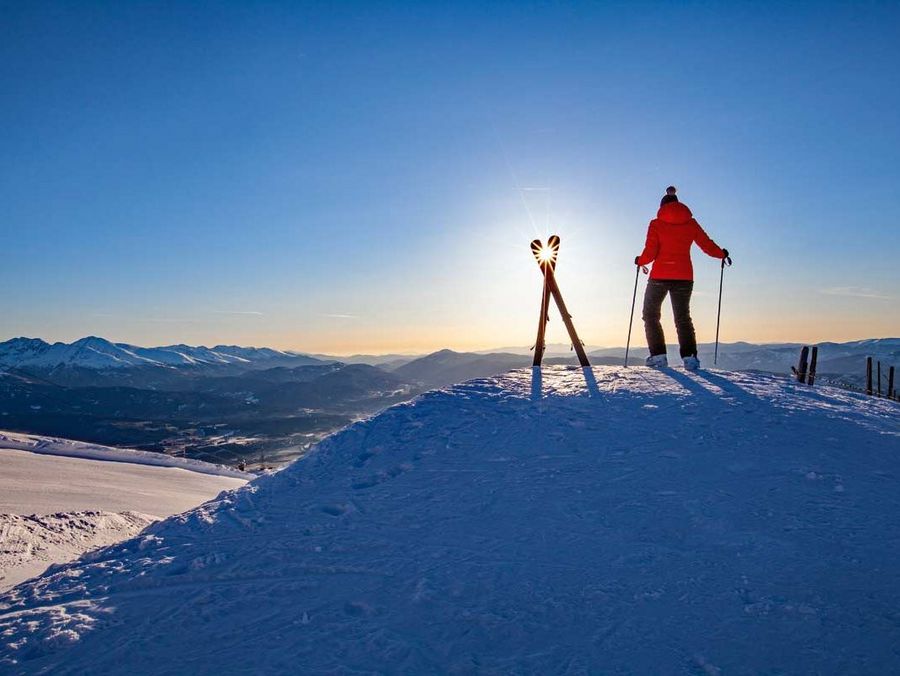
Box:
[714,251,732,365]
[624,262,647,367]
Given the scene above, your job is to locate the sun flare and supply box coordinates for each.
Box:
[537,246,557,264]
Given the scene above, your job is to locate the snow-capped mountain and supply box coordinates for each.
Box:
[0,336,326,371]
[0,336,156,369]
[2,366,899,673]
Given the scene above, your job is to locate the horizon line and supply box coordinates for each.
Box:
[2,334,898,359]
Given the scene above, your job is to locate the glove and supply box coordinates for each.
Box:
[721,248,729,259]
[634,256,640,265]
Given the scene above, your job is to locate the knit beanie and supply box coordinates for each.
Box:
[660,186,678,206]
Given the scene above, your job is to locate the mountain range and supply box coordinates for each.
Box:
[0,338,412,468]
[0,336,325,371]
[3,336,897,384]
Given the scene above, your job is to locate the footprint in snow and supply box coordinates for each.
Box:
[320,504,352,517]
[351,463,413,490]
[353,451,375,468]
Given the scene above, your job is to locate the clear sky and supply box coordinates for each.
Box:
[2,1,898,354]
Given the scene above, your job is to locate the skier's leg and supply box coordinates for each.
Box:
[642,280,668,356]
[670,281,697,358]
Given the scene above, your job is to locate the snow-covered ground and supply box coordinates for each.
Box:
[0,448,248,516]
[1,366,899,673]
[0,512,156,596]
[0,431,250,480]
[0,435,249,593]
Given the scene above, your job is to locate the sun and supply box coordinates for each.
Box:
[537,245,557,264]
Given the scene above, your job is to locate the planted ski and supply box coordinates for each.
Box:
[529,235,590,368]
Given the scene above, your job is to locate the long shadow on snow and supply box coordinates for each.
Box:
[659,367,733,406]
[530,366,541,401]
[529,365,600,401]
[581,366,601,398]
[689,369,761,405]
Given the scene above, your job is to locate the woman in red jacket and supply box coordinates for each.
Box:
[636,187,728,370]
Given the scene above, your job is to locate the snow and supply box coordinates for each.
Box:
[0,512,156,594]
[0,448,248,516]
[0,336,318,370]
[0,336,159,369]
[0,431,251,480]
[1,366,899,673]
[0,436,249,594]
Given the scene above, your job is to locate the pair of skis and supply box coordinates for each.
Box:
[530,236,590,368]
[792,345,818,385]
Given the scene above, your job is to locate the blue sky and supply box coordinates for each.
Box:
[2,1,898,353]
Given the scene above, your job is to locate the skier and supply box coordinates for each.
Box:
[635,186,729,370]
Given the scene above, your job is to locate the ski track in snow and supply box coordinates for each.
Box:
[1,366,899,674]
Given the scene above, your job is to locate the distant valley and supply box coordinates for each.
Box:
[0,337,415,469]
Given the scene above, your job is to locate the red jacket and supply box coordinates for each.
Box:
[637,202,724,280]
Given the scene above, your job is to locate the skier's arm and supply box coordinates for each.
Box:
[692,220,725,259]
[636,222,659,266]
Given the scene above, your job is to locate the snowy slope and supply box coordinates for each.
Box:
[0,512,156,595]
[0,436,249,593]
[0,431,250,480]
[1,366,899,673]
[0,447,249,515]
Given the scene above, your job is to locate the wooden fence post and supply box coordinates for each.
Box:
[866,357,873,396]
[796,346,809,383]
[889,366,895,400]
[808,346,818,386]
[877,361,882,397]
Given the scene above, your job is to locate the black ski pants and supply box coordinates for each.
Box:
[642,279,697,358]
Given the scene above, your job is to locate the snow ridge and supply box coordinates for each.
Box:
[0,432,252,480]
[1,366,899,673]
